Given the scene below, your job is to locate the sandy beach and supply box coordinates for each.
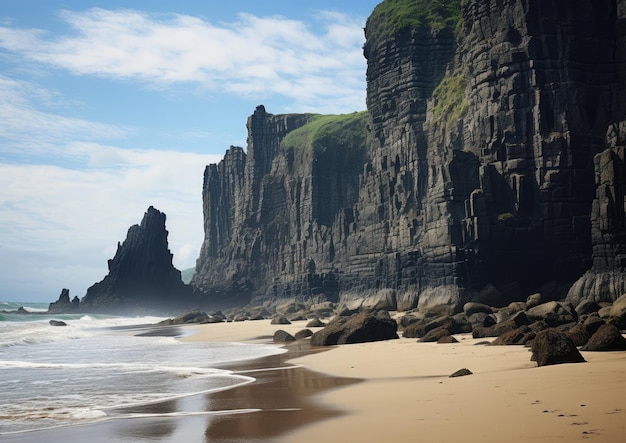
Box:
[4,318,625,442]
[185,318,626,442]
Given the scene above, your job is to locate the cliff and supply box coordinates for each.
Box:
[83,206,191,313]
[192,0,626,312]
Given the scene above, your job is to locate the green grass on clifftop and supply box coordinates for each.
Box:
[369,0,462,36]
[281,111,368,156]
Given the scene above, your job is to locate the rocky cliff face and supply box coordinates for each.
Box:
[83,206,190,313]
[192,0,626,312]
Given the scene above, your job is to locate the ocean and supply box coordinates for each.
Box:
[0,301,286,437]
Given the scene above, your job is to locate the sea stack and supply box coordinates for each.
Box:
[81,206,191,314]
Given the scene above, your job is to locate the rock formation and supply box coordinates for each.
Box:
[191,0,626,312]
[82,206,191,313]
[48,288,80,313]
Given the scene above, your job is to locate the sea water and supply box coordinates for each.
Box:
[0,302,285,435]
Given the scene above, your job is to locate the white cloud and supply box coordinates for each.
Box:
[0,8,367,113]
[0,75,130,158]
[0,147,222,302]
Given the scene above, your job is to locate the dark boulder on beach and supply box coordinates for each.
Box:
[404,314,469,339]
[449,368,473,378]
[273,330,296,343]
[566,324,591,347]
[581,324,626,351]
[490,326,535,346]
[437,335,459,344]
[271,315,291,325]
[310,310,398,346]
[418,326,451,342]
[530,329,586,367]
[294,329,313,340]
[473,311,531,339]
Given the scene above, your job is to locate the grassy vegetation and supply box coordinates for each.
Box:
[369,0,462,36]
[281,111,368,156]
[431,73,468,126]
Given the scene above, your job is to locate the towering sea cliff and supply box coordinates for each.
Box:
[192,0,626,312]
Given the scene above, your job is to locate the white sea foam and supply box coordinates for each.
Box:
[0,312,285,435]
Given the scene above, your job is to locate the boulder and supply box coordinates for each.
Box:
[450,313,472,334]
[310,311,398,346]
[530,329,586,366]
[526,301,577,327]
[526,293,542,309]
[403,314,469,339]
[609,293,626,327]
[449,368,473,378]
[581,324,626,351]
[172,310,209,324]
[294,329,313,340]
[463,302,493,317]
[490,326,535,346]
[49,320,67,327]
[575,299,600,316]
[578,313,605,335]
[567,324,591,347]
[466,312,497,329]
[599,306,612,319]
[271,315,291,325]
[418,326,451,342]
[273,330,296,343]
[437,335,459,344]
[306,318,326,328]
[398,314,421,329]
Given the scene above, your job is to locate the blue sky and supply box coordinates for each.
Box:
[0,1,380,303]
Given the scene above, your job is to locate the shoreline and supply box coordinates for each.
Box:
[1,319,358,443]
[4,318,626,442]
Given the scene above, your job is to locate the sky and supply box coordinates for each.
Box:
[0,0,381,303]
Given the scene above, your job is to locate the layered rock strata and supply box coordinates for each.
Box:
[192,0,626,311]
